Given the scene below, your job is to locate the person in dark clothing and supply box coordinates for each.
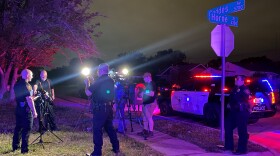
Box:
[33,70,57,131]
[225,75,251,155]
[12,69,38,154]
[85,63,120,156]
[137,72,157,138]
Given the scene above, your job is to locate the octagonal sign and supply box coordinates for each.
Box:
[211,25,234,57]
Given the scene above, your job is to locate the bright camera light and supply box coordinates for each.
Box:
[122,68,129,75]
[81,67,90,76]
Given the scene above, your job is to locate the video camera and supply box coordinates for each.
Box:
[35,89,53,104]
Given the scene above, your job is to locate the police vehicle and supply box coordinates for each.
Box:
[157,75,277,126]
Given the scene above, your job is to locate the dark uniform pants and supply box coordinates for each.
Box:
[91,104,119,156]
[225,110,249,152]
[12,107,33,153]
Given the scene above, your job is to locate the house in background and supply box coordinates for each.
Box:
[158,62,280,91]
[201,62,253,77]
[202,62,280,91]
[156,64,207,86]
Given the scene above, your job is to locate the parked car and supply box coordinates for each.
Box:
[157,75,277,126]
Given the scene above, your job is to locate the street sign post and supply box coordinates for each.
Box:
[207,0,245,142]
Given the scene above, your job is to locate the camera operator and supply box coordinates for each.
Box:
[33,70,58,131]
[85,63,120,156]
[12,69,37,154]
[137,72,157,138]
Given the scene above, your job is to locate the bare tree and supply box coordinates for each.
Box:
[0,0,102,101]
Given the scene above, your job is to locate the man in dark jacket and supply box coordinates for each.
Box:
[225,75,251,155]
[85,63,120,156]
[12,69,37,154]
[33,70,57,131]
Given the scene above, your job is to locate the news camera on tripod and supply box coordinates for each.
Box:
[33,70,58,132]
[31,70,63,147]
[109,68,137,133]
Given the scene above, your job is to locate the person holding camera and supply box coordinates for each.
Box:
[12,69,37,154]
[33,70,57,132]
[137,72,157,138]
[85,63,120,156]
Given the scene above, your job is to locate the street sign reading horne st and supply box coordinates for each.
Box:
[208,13,238,27]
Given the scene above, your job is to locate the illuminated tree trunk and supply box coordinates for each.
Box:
[0,64,18,104]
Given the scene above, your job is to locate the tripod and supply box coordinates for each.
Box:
[115,99,127,134]
[126,96,143,133]
[31,101,63,148]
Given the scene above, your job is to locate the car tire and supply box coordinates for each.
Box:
[159,100,172,116]
[203,102,220,127]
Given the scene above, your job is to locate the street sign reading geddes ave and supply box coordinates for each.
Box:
[208,0,245,27]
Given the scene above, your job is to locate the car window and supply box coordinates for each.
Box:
[248,79,273,93]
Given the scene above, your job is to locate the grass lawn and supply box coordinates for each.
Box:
[0,103,163,156]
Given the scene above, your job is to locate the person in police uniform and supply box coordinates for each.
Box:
[85,63,120,156]
[33,70,57,131]
[12,69,38,154]
[225,75,251,155]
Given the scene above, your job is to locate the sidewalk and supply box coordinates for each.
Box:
[123,120,275,156]
[56,97,278,156]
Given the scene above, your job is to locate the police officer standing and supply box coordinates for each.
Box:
[85,63,120,156]
[225,75,251,155]
[12,69,38,154]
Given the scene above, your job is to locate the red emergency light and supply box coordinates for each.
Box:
[194,75,221,78]
[245,79,252,84]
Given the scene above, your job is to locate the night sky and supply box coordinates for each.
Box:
[53,0,280,67]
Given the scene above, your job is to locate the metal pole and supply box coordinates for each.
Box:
[220,24,226,142]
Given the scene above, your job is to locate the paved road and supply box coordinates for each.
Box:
[248,110,280,154]
[166,106,280,154]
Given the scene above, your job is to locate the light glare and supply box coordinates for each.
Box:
[81,67,90,76]
[122,68,129,75]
